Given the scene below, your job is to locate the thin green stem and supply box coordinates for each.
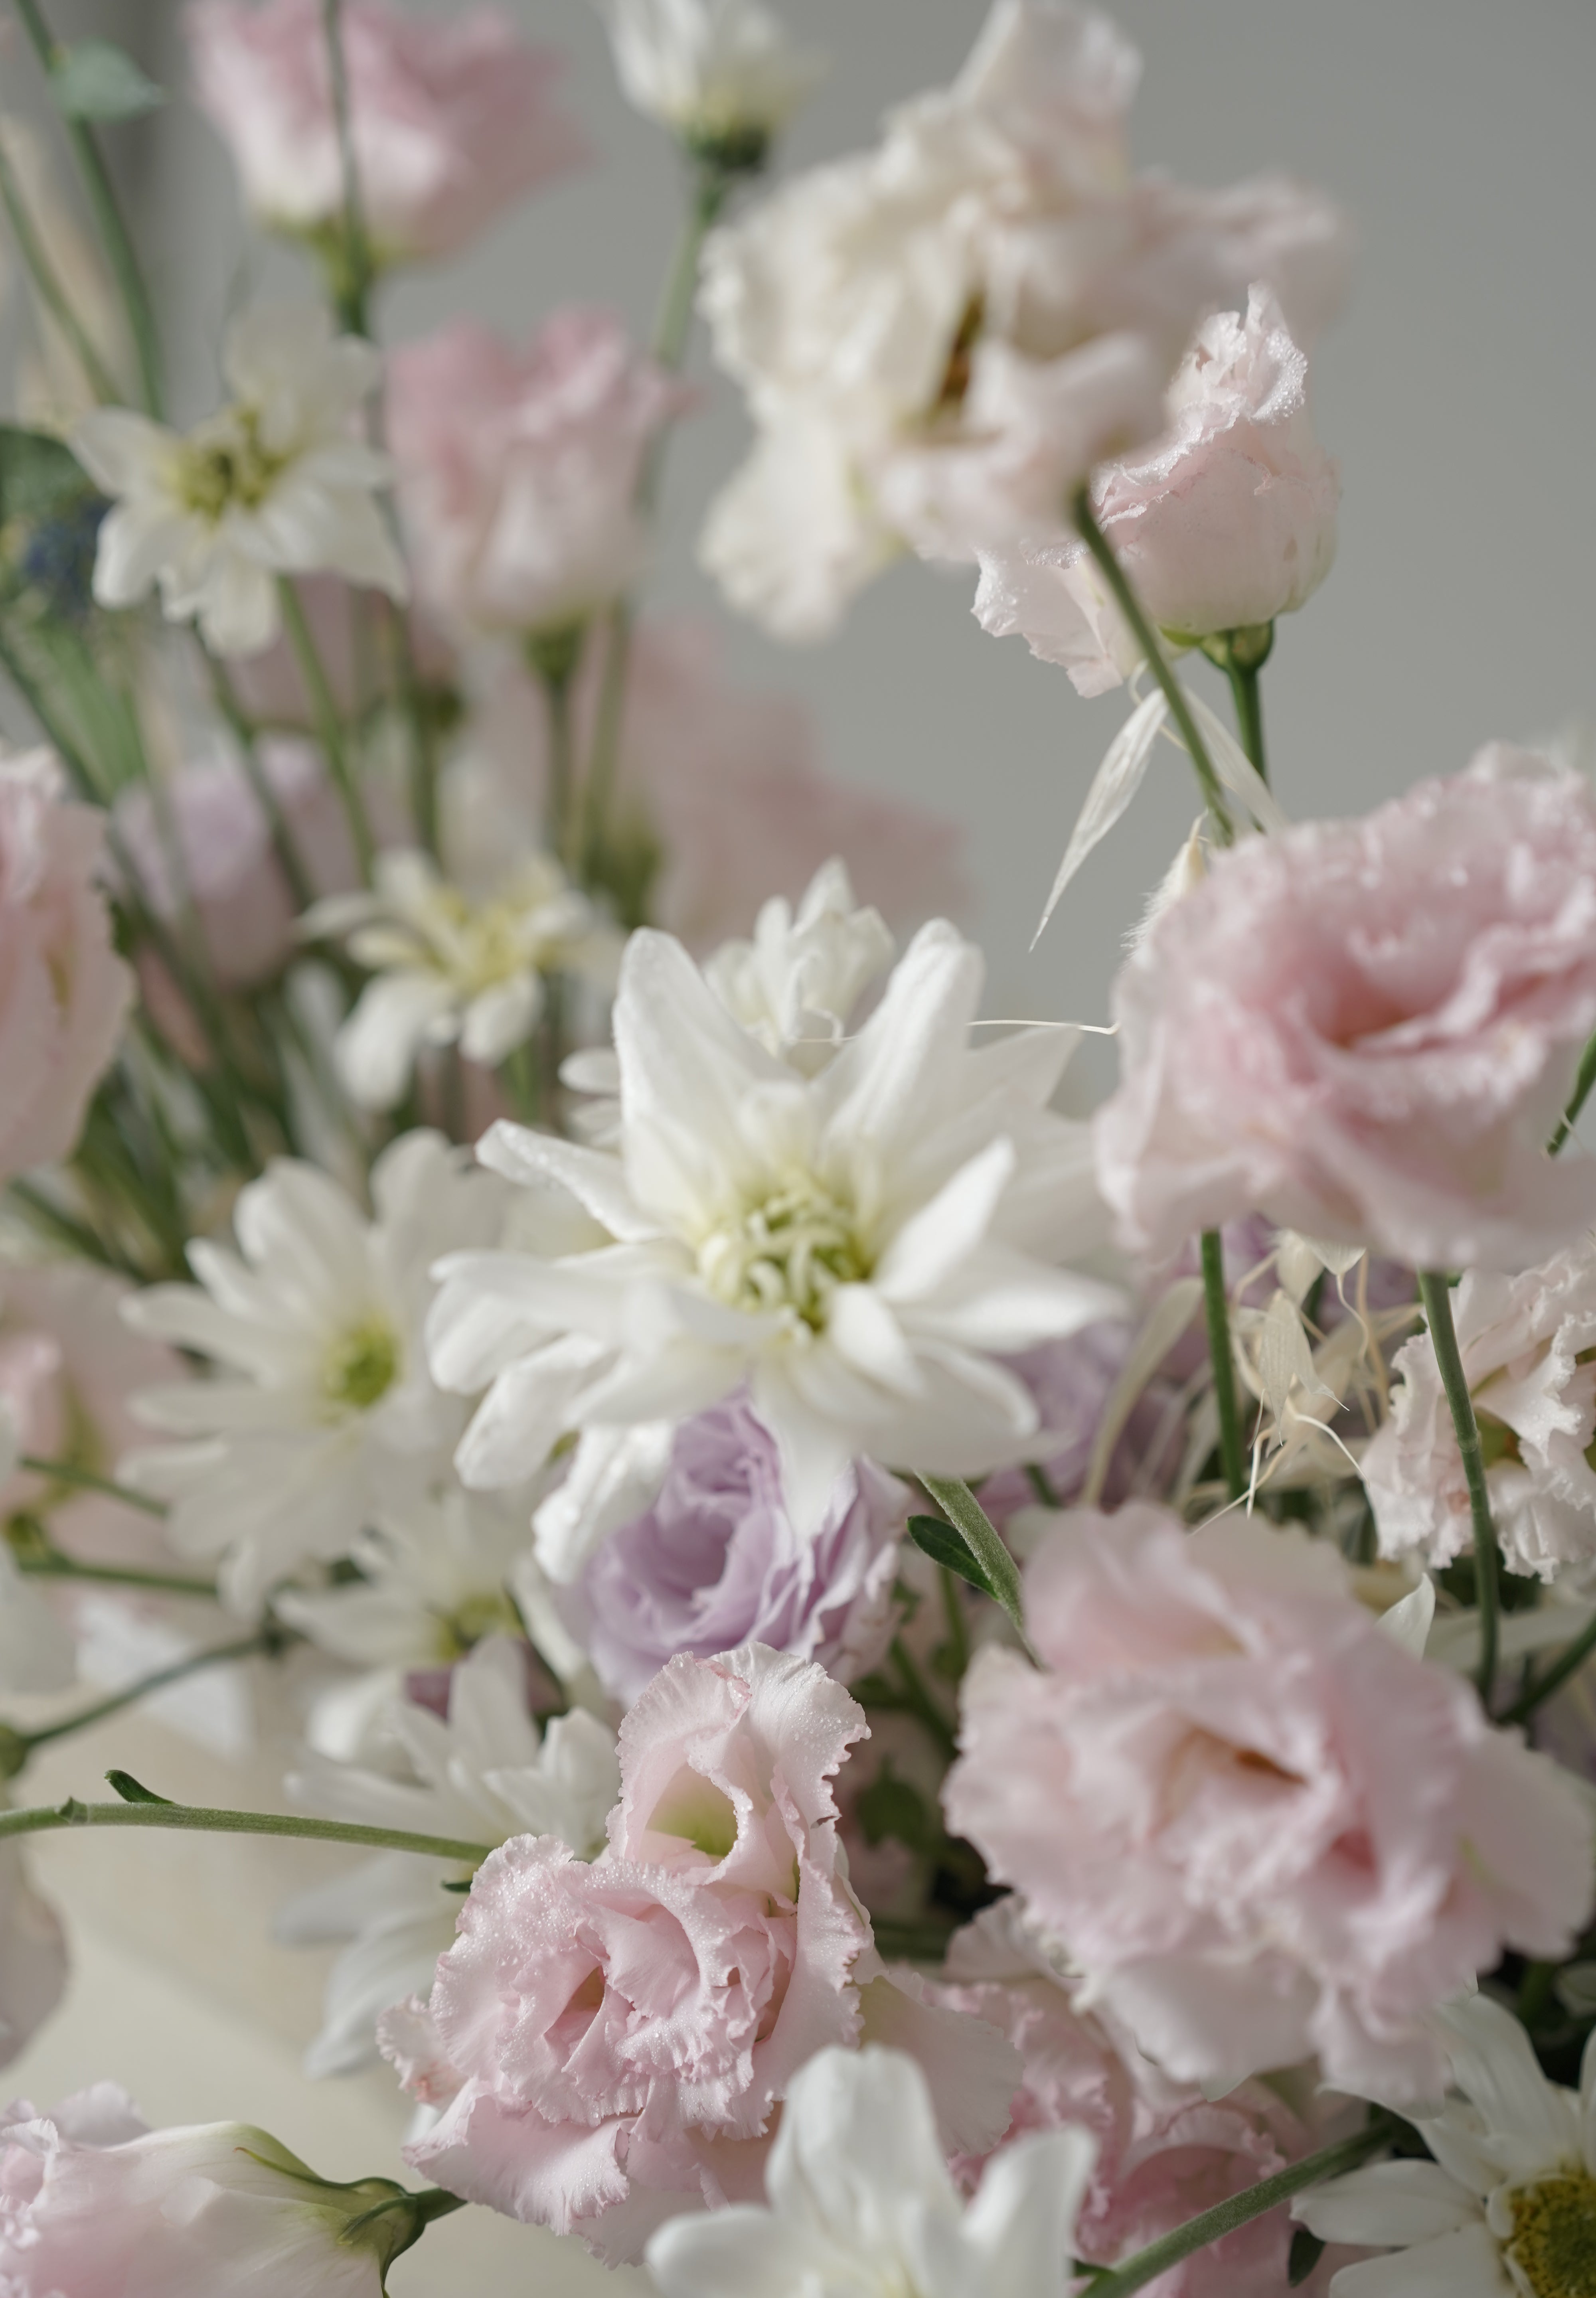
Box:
[0,1793,493,1864]
[387,602,439,860]
[5,1178,139,1278]
[888,1636,958,1763]
[1417,1271,1500,1701]
[1071,488,1234,841]
[18,1628,287,1753]
[938,1563,971,1680]
[1084,2124,1391,2298]
[1549,1032,1596,1155]
[279,579,374,881]
[17,1554,219,1600]
[320,0,374,338]
[203,649,316,909]
[1226,657,1268,786]
[17,1455,166,1518]
[0,124,120,403]
[1200,1230,1247,1501]
[1499,1610,1596,1727]
[535,654,578,872]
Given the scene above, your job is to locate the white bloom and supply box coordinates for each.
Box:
[72,303,407,657]
[1294,1994,1596,2298]
[699,0,1345,638]
[0,1845,67,2070]
[704,857,894,1072]
[120,1133,505,1611]
[645,2042,1095,2298]
[1363,1240,1596,1588]
[303,848,622,1111]
[279,1635,619,2076]
[596,0,824,143]
[428,916,1118,1578]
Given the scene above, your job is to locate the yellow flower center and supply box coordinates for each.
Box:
[697,1180,870,1331]
[1507,2172,1596,2298]
[323,1317,400,1415]
[176,409,285,520]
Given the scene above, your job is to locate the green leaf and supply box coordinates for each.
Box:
[855,1763,936,1855]
[0,426,95,525]
[908,1513,989,1594]
[917,1475,1033,1650]
[49,41,165,122]
[105,1769,174,1806]
[1288,2229,1326,2287]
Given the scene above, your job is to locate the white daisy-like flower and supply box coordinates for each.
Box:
[705,857,894,1074]
[302,848,622,1112]
[1294,1993,1596,2297]
[594,0,824,147]
[278,1635,619,2077]
[72,302,407,657]
[427,913,1118,1579]
[119,1132,506,1611]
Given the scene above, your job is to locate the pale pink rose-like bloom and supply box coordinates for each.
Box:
[943,1504,1596,2103]
[388,313,688,638]
[187,0,585,265]
[932,1906,1346,2297]
[1094,750,1596,1273]
[450,620,969,950]
[0,749,131,1185]
[1363,1238,1596,1586]
[975,285,1339,695]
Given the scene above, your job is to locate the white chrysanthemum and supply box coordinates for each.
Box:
[120,1133,505,1611]
[428,914,1118,1579]
[302,848,622,1111]
[705,857,894,1073]
[279,1635,619,2077]
[646,2043,1095,2298]
[594,0,824,144]
[73,302,407,656]
[1294,1994,1596,2298]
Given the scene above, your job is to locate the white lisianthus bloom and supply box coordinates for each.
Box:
[699,0,1346,639]
[705,857,895,1072]
[72,302,407,657]
[302,848,622,1111]
[120,1132,506,1611]
[646,2043,1095,2298]
[279,1635,619,2077]
[428,915,1119,1578]
[1293,1994,1596,2298]
[594,0,824,147]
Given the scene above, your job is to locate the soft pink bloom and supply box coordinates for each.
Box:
[115,740,359,992]
[943,1504,1595,2103]
[932,1906,1345,2297]
[975,285,1339,694]
[1363,1238,1596,1586]
[0,749,131,1183]
[452,620,969,950]
[187,0,585,265]
[1094,749,1596,1273]
[389,313,687,637]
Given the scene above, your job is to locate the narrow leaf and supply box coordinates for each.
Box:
[1181,688,1290,834]
[908,1513,990,1594]
[1034,687,1167,944]
[105,1769,174,1806]
[1082,1277,1203,1506]
[0,426,96,524]
[917,1475,1031,1649]
[1288,2229,1326,2287]
[49,41,165,122]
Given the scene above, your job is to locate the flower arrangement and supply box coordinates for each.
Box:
[0,3,1590,2294]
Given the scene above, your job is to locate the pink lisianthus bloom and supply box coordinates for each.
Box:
[0,2083,432,2291]
[974,285,1339,695]
[0,748,131,1185]
[187,0,585,267]
[932,1905,1349,2296]
[1094,749,1596,1273]
[449,620,969,951]
[388,314,689,639]
[1363,1238,1596,1586]
[943,1505,1595,2103]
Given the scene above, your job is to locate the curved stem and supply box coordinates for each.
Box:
[17,1628,288,1753]
[320,0,374,338]
[0,1794,493,1865]
[1499,1610,1596,1727]
[279,579,374,882]
[203,649,317,909]
[17,1554,218,1600]
[0,126,120,403]
[1201,1230,1247,1502]
[888,1636,958,1764]
[1084,2124,1391,2298]
[17,1455,167,1518]
[1549,1031,1596,1155]
[1071,489,1234,841]
[1417,1271,1500,1701]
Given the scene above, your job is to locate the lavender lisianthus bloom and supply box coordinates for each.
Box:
[574,1396,908,1705]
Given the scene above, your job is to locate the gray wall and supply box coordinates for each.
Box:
[29,2,1596,1088]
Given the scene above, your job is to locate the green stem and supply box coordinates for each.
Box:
[203,649,316,909]
[1084,2124,1391,2298]
[279,579,374,882]
[1499,1610,1596,1727]
[0,124,120,403]
[1226,657,1268,786]
[18,1628,288,1753]
[0,1793,493,1864]
[888,1636,958,1763]
[388,602,439,860]
[1549,1032,1596,1155]
[17,1554,219,1600]
[938,1563,971,1679]
[1417,1271,1500,1702]
[535,652,578,871]
[320,0,374,338]
[16,1455,167,1518]
[918,1474,1033,1653]
[1071,489,1234,840]
[5,1178,140,1279]
[1201,1230,1247,1501]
